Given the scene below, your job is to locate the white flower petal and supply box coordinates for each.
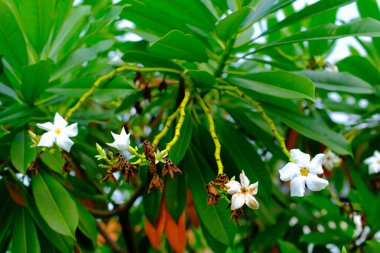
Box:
[364,156,377,165]
[248,182,258,196]
[305,174,329,191]
[239,170,250,188]
[38,132,56,148]
[107,141,118,149]
[54,113,68,128]
[279,162,300,181]
[290,149,310,167]
[290,176,306,197]
[245,194,259,209]
[56,135,74,152]
[374,151,380,159]
[309,154,324,174]
[231,193,245,210]
[36,122,55,131]
[369,164,380,174]
[110,131,119,140]
[65,123,78,137]
[225,180,242,194]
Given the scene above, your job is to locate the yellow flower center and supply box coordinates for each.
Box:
[55,128,62,135]
[300,167,309,176]
[241,187,247,194]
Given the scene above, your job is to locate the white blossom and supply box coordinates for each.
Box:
[364,151,380,174]
[107,128,131,152]
[322,150,341,170]
[225,171,259,210]
[37,113,78,152]
[155,149,167,164]
[279,149,329,197]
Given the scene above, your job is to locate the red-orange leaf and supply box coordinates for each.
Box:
[165,211,186,253]
[5,180,26,207]
[144,200,167,250]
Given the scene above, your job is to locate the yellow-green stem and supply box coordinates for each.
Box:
[217,85,292,161]
[152,109,180,147]
[197,94,224,174]
[326,186,344,208]
[164,88,191,154]
[65,65,181,121]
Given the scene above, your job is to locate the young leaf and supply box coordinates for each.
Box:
[10,130,37,174]
[148,30,208,62]
[32,171,79,238]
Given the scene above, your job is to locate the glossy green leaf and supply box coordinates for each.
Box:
[165,174,186,221]
[14,0,55,54]
[148,30,208,62]
[265,104,352,155]
[169,110,193,164]
[76,201,98,245]
[12,208,41,253]
[216,7,252,41]
[122,50,183,70]
[336,56,380,84]
[262,0,354,36]
[296,70,374,94]
[246,0,295,24]
[215,117,272,199]
[225,71,315,101]
[41,151,65,174]
[32,171,79,238]
[184,147,237,247]
[257,18,380,52]
[10,130,37,174]
[356,0,380,20]
[185,70,216,89]
[0,1,28,71]
[0,82,19,101]
[21,59,54,104]
[279,240,302,253]
[0,181,15,250]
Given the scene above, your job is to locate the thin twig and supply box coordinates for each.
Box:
[97,221,127,253]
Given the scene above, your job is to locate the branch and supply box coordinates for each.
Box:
[97,221,127,253]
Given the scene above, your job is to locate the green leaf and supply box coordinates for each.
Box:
[40,151,65,174]
[261,0,354,36]
[0,82,20,101]
[122,50,183,70]
[76,201,98,245]
[169,110,193,164]
[165,174,186,221]
[0,1,28,71]
[32,171,79,238]
[185,70,216,89]
[336,56,380,84]
[10,130,37,174]
[365,240,380,253]
[215,117,272,199]
[278,240,302,253]
[216,7,252,41]
[225,71,315,101]
[184,147,237,247]
[264,104,352,155]
[257,18,380,52]
[14,0,55,54]
[148,30,208,62]
[296,70,374,94]
[357,0,380,20]
[21,59,55,104]
[12,208,41,253]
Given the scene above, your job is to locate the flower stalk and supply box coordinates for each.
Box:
[197,94,224,174]
[152,109,180,147]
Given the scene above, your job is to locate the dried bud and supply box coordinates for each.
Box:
[214,173,229,188]
[148,173,164,193]
[230,208,244,224]
[101,170,120,184]
[158,80,167,91]
[206,182,220,207]
[162,158,182,179]
[143,140,156,161]
[143,86,151,100]
[121,162,139,184]
[63,161,72,173]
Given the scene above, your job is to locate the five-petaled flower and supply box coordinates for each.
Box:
[37,113,78,152]
[279,149,329,197]
[225,171,259,210]
[107,128,131,154]
[364,151,380,175]
[322,150,341,170]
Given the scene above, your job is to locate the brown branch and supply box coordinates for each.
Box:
[97,221,127,253]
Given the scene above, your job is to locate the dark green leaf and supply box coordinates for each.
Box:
[12,208,41,253]
[165,174,186,221]
[10,130,37,174]
[296,70,374,94]
[216,7,252,41]
[279,240,302,253]
[185,70,216,89]
[226,71,315,101]
[21,59,55,104]
[32,171,79,238]
[122,50,183,70]
[148,30,208,62]
[76,201,98,245]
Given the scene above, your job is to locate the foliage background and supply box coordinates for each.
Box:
[0,0,380,252]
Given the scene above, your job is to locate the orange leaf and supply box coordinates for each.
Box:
[186,190,200,227]
[165,211,186,253]
[144,200,167,250]
[5,180,25,207]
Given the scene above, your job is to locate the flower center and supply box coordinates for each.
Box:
[241,187,247,194]
[55,128,62,135]
[300,167,309,176]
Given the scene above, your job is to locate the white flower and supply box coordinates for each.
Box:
[107,128,131,152]
[279,149,329,197]
[225,171,259,210]
[37,113,78,152]
[364,151,380,174]
[155,149,167,164]
[322,150,341,170]
[109,50,125,66]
